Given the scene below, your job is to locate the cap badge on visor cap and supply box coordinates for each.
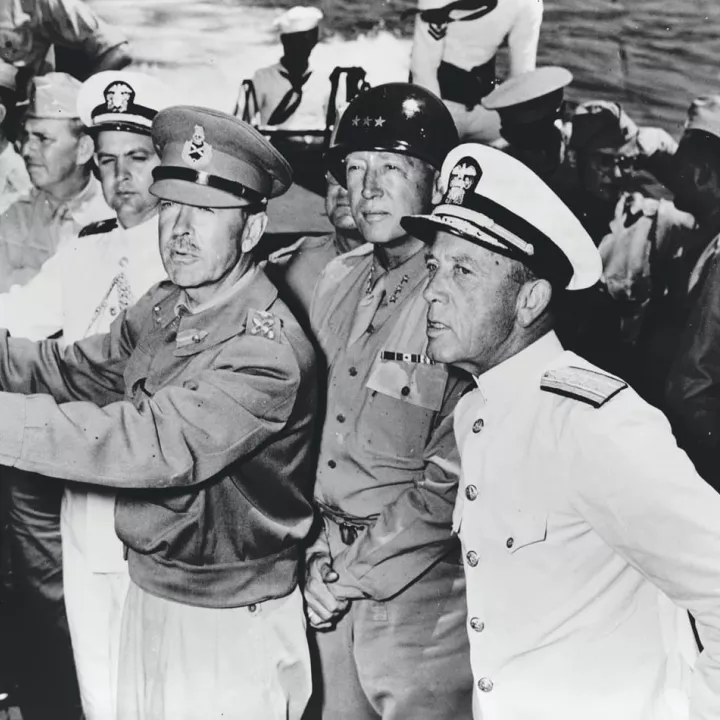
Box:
[105,81,134,113]
[182,125,213,169]
[446,157,482,206]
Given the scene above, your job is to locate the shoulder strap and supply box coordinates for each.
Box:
[78,217,118,238]
[541,365,627,408]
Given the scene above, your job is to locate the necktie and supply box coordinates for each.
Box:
[268,68,312,126]
[348,275,386,346]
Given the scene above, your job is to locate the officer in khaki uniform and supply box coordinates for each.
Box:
[403,142,720,719]
[303,83,474,720]
[0,107,317,720]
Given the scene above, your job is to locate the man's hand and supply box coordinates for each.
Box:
[303,552,350,630]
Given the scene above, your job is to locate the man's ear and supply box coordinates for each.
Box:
[76,133,95,166]
[240,210,268,254]
[431,169,443,205]
[516,278,553,328]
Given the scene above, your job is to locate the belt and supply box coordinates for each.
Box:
[437,58,497,110]
[317,501,376,546]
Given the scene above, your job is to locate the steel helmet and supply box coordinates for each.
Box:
[325,82,459,186]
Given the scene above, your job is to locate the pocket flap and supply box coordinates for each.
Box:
[505,510,548,554]
[366,358,447,411]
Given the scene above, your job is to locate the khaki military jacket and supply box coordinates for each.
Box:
[0,267,317,608]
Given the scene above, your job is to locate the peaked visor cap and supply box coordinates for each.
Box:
[150,105,293,208]
[401,143,602,291]
[78,70,176,135]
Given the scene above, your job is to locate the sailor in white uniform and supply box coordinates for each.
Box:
[410,0,543,143]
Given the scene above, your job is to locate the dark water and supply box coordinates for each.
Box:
[88,0,720,135]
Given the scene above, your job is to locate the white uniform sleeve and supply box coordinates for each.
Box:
[569,394,720,720]
[0,249,64,340]
[507,0,543,76]
[409,0,448,96]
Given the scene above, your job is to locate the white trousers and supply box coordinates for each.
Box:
[62,518,130,720]
[117,583,311,720]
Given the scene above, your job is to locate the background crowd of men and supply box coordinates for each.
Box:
[0,1,718,720]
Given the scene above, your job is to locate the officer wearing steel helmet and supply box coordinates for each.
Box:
[303,82,474,719]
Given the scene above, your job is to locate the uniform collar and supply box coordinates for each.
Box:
[474,331,564,405]
[153,265,279,356]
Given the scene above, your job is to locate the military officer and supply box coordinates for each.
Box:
[234,5,326,131]
[403,142,720,719]
[268,168,364,323]
[0,71,112,291]
[0,61,30,214]
[409,0,543,143]
[303,83,474,720]
[0,70,175,720]
[0,106,317,720]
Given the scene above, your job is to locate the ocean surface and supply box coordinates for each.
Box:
[87,0,720,135]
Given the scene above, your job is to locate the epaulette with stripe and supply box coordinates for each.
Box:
[540,366,627,408]
[78,218,118,237]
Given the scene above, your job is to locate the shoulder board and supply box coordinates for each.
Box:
[78,218,118,237]
[540,366,627,408]
[246,307,283,343]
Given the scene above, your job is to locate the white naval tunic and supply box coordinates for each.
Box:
[453,331,720,720]
[0,213,167,719]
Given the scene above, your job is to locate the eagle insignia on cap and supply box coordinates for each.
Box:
[104,81,135,113]
[181,124,213,169]
[445,157,482,206]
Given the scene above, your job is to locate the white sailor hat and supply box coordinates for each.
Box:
[273,6,323,35]
[77,70,176,136]
[401,143,602,290]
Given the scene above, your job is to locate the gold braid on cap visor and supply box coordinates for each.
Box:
[432,204,536,257]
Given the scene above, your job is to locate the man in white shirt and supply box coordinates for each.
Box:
[401,142,720,720]
[409,0,543,142]
[0,69,175,720]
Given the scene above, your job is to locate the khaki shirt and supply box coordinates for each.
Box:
[0,175,112,291]
[0,142,30,216]
[454,330,720,719]
[310,244,471,600]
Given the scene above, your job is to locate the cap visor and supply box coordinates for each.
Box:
[150,180,256,208]
[401,213,462,243]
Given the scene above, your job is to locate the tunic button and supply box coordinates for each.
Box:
[401,386,411,397]
[469,617,485,633]
[478,677,493,693]
[465,485,478,501]
[349,367,358,377]
[328,460,337,469]
[183,380,199,391]
[506,537,514,549]
[367,323,375,334]
[337,414,346,423]
[248,604,257,614]
[466,550,479,567]
[472,418,484,434]
[109,307,117,316]
[192,333,202,343]
[153,305,161,314]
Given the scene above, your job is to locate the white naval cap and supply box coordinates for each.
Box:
[77,70,177,136]
[401,143,602,291]
[273,5,323,35]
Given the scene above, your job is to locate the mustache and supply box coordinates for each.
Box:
[166,235,200,253]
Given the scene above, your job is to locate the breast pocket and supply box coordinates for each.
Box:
[504,509,548,555]
[360,359,448,461]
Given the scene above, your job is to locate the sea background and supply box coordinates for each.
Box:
[87,0,720,137]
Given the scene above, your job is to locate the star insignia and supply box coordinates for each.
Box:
[374,116,386,127]
[363,116,372,127]
[352,116,360,127]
